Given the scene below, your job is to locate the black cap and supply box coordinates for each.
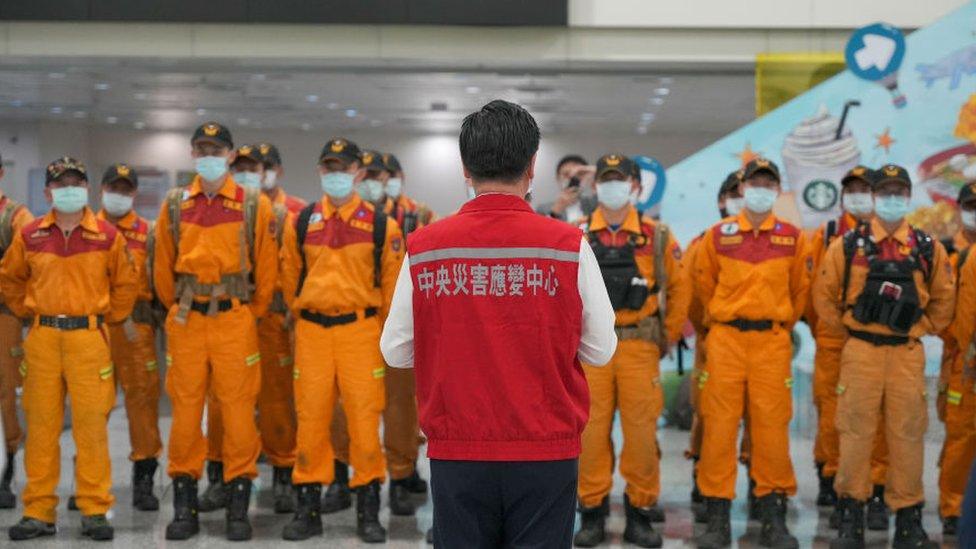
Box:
[319,138,361,165]
[46,156,88,184]
[873,164,912,189]
[101,163,138,188]
[959,181,976,205]
[359,150,386,172]
[232,144,264,165]
[841,165,874,187]
[382,153,402,174]
[742,157,781,182]
[595,153,635,180]
[718,170,743,198]
[191,121,233,149]
[257,143,282,167]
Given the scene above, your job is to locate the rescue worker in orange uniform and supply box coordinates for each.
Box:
[279,138,404,543]
[202,144,300,514]
[257,142,307,215]
[0,152,33,510]
[694,158,810,549]
[806,166,891,529]
[686,170,742,519]
[326,150,430,517]
[936,181,976,536]
[155,123,278,542]
[97,163,163,512]
[816,165,953,549]
[572,154,690,548]
[1,157,138,541]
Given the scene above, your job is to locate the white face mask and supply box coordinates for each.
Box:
[743,187,778,214]
[233,171,262,189]
[102,192,134,217]
[262,170,278,190]
[386,177,403,198]
[596,180,633,210]
[725,197,744,216]
[962,210,976,230]
[842,192,874,216]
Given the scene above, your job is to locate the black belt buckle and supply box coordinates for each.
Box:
[726,319,774,332]
[300,307,377,329]
[189,299,236,314]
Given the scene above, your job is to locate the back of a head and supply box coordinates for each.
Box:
[459,100,540,184]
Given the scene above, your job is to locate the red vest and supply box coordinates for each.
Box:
[407,193,588,461]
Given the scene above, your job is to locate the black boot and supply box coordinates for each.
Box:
[0,449,15,509]
[623,494,663,548]
[402,466,428,494]
[272,466,296,514]
[573,497,608,547]
[225,477,252,541]
[865,484,889,531]
[830,497,865,549]
[80,514,114,541]
[389,478,416,516]
[697,497,731,549]
[943,515,959,536]
[757,493,798,548]
[8,517,55,540]
[691,462,704,504]
[132,458,159,511]
[165,475,200,540]
[322,460,352,514]
[426,527,434,544]
[282,483,323,541]
[892,504,937,549]
[198,460,227,512]
[356,480,387,543]
[829,504,842,529]
[748,478,759,521]
[816,463,837,507]
[67,495,78,510]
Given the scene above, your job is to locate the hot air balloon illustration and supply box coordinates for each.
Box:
[845,23,908,109]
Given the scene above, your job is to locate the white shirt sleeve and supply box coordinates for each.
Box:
[577,236,617,366]
[380,255,415,368]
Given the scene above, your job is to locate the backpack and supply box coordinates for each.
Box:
[294,202,386,296]
[0,198,23,256]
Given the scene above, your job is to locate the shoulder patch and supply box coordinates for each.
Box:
[309,212,323,224]
[720,222,739,235]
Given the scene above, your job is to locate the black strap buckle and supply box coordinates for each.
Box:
[723,319,775,332]
[189,299,237,314]
[300,307,377,329]
[848,329,910,346]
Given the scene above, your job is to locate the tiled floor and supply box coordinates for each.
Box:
[0,371,960,548]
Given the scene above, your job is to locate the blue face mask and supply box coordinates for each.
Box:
[874,195,911,222]
[321,172,355,199]
[233,171,262,189]
[358,179,385,202]
[596,180,632,210]
[196,156,228,182]
[51,186,88,214]
[743,186,778,214]
[386,178,403,198]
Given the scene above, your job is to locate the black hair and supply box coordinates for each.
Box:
[459,100,540,184]
[556,154,587,174]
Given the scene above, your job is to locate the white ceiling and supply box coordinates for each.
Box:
[0,59,755,137]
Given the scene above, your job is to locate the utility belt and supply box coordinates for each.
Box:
[269,291,289,315]
[300,307,377,329]
[174,273,252,324]
[848,329,911,347]
[614,313,668,351]
[721,319,778,332]
[37,314,104,331]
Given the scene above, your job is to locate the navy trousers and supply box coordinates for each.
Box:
[430,458,578,549]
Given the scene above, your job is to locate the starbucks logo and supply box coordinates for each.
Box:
[803,180,839,212]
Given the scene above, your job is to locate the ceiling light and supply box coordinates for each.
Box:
[134,92,149,100]
[650,97,665,106]
[195,108,207,116]
[327,102,339,110]
[73,111,87,119]
[237,117,250,126]
[134,121,146,129]
[640,112,655,122]
[47,72,66,79]
[301,123,312,131]
[637,126,649,135]
[107,116,118,124]
[94,82,110,91]
[251,74,266,81]
[305,94,320,103]
[345,109,357,118]
[50,107,62,114]
[465,86,481,94]
[653,88,670,96]
[659,77,674,85]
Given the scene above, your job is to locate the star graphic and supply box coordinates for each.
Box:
[874,127,896,153]
[735,144,760,167]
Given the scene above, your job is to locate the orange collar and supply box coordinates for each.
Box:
[736,211,777,232]
[187,175,238,200]
[870,217,911,245]
[39,207,100,232]
[841,212,860,231]
[589,206,641,234]
[97,209,139,229]
[322,193,366,223]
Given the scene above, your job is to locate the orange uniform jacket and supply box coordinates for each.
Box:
[814,218,955,340]
[694,212,810,328]
[0,207,138,321]
[806,213,861,337]
[274,189,307,217]
[582,207,690,341]
[0,193,35,307]
[153,176,278,318]
[281,194,404,318]
[686,233,706,335]
[384,194,436,230]
[98,210,153,302]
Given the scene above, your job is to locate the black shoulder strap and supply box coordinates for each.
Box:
[941,237,956,257]
[824,220,837,248]
[372,210,387,288]
[911,228,935,281]
[295,202,316,296]
[841,228,861,306]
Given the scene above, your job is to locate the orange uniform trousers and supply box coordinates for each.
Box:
[206,311,296,467]
[579,339,663,508]
[937,357,976,518]
[813,337,889,482]
[331,365,420,481]
[21,325,116,522]
[699,324,796,499]
[0,312,23,452]
[293,315,386,488]
[835,338,926,510]
[688,336,752,465]
[108,321,162,461]
[165,304,261,482]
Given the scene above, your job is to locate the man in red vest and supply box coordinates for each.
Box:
[380,100,617,547]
